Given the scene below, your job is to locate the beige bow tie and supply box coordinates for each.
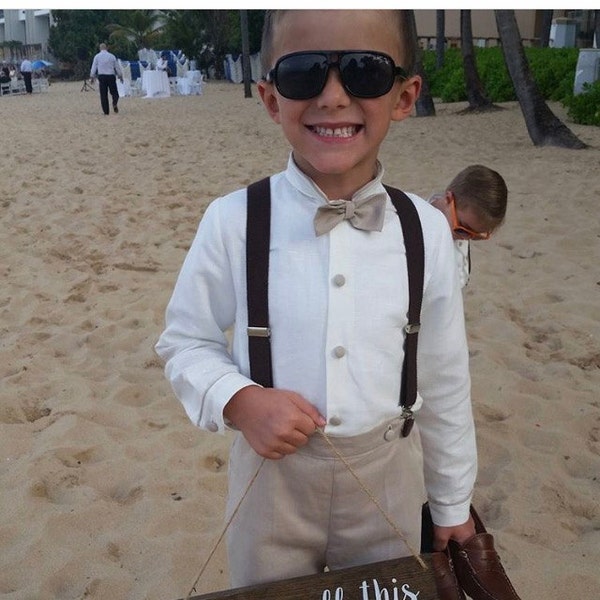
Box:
[314,194,387,236]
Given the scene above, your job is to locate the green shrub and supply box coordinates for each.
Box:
[421,46,580,105]
[562,80,600,126]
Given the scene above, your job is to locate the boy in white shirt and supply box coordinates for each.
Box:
[156,9,477,589]
[429,164,508,288]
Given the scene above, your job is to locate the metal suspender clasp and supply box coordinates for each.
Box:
[247,326,271,338]
[401,407,415,438]
[404,323,420,334]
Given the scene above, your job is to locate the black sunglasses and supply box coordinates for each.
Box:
[265,50,408,100]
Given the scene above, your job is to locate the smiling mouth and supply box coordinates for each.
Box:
[309,125,361,138]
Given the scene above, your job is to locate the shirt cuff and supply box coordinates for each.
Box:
[200,372,257,433]
[427,497,472,528]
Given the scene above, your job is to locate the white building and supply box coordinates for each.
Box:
[0,9,53,61]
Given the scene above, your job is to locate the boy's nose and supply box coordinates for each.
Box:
[317,66,351,106]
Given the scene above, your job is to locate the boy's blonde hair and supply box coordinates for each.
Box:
[260,10,417,77]
[448,165,508,232]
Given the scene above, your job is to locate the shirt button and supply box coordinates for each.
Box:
[332,274,346,287]
[207,421,219,432]
[333,346,346,358]
[329,416,342,426]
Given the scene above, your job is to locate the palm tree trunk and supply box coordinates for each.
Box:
[436,10,445,69]
[240,10,252,98]
[406,9,435,117]
[461,10,495,111]
[539,10,554,47]
[495,9,587,148]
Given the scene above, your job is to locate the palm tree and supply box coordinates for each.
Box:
[162,10,206,66]
[495,10,586,149]
[460,10,498,112]
[435,10,445,69]
[107,10,164,50]
[539,10,554,47]
[240,10,252,98]
[406,10,435,117]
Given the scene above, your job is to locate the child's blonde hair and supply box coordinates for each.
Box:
[260,10,418,77]
[448,165,508,232]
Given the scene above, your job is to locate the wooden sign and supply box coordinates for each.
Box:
[182,554,440,600]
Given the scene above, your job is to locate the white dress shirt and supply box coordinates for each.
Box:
[454,240,471,288]
[89,50,122,78]
[156,156,477,524]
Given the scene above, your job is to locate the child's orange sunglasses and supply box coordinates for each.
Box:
[448,192,491,240]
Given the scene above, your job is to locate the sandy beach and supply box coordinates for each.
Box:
[1,80,599,600]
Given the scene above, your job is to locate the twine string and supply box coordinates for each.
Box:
[186,457,266,599]
[316,428,427,570]
[187,426,428,597]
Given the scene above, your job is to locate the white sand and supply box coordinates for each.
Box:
[1,80,599,599]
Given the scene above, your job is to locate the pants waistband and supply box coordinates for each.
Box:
[299,417,412,459]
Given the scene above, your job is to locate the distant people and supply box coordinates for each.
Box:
[156,54,172,76]
[20,58,33,94]
[156,55,168,71]
[89,43,123,116]
[429,164,508,288]
[0,66,10,84]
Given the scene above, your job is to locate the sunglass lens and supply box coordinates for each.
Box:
[341,53,394,97]
[276,54,327,99]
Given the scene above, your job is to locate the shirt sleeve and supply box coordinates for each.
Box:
[155,197,255,433]
[89,56,97,78]
[415,205,477,527]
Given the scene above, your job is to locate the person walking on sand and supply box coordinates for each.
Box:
[20,58,33,94]
[89,43,123,116]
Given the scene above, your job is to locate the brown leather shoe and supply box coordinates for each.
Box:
[448,506,522,600]
[431,550,466,600]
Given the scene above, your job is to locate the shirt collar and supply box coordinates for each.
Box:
[284,153,387,206]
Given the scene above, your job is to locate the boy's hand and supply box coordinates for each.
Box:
[224,385,327,460]
[432,516,476,551]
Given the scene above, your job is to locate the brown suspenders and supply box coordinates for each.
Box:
[246,178,424,437]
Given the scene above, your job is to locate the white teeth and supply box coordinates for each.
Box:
[313,125,356,138]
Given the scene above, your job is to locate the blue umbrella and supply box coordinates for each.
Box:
[31,60,52,70]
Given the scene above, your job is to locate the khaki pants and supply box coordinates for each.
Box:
[226,418,426,587]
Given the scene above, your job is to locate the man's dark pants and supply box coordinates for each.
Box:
[23,72,32,94]
[97,74,119,115]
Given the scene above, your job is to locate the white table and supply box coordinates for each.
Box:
[176,77,192,95]
[141,70,170,98]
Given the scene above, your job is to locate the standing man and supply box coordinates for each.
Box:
[20,57,33,94]
[89,43,123,115]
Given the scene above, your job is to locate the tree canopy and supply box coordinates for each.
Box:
[48,9,265,79]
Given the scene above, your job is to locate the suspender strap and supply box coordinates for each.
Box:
[384,186,424,433]
[245,180,425,437]
[246,177,273,387]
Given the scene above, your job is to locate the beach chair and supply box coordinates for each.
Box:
[10,80,26,95]
[0,81,10,96]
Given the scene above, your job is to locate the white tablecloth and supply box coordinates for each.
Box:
[186,70,202,83]
[176,77,192,95]
[141,71,170,98]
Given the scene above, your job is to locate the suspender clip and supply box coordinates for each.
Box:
[247,326,271,338]
[404,322,420,334]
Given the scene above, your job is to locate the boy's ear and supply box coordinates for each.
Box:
[258,80,282,124]
[391,75,422,122]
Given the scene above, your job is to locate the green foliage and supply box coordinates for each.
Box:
[422,46,580,105]
[107,10,166,56]
[524,47,579,101]
[48,9,267,79]
[563,80,600,126]
[48,10,121,77]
